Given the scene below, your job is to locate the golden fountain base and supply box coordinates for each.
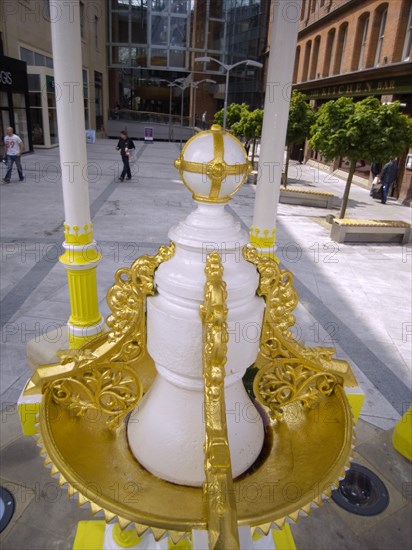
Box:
[36,352,353,542]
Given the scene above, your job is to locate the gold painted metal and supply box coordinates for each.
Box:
[24,243,175,402]
[243,245,357,422]
[200,253,240,550]
[27,240,356,542]
[174,125,252,203]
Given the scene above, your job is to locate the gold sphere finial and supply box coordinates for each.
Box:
[174,124,252,203]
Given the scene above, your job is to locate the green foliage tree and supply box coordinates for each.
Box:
[284,90,315,187]
[232,108,264,164]
[214,103,249,129]
[309,96,412,218]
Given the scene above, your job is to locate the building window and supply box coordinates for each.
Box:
[301,0,306,21]
[80,1,85,39]
[357,15,369,69]
[333,23,348,74]
[374,8,387,66]
[402,4,412,60]
[293,46,301,83]
[309,35,321,80]
[20,47,53,68]
[302,40,312,81]
[27,74,44,145]
[323,28,335,76]
[94,15,99,49]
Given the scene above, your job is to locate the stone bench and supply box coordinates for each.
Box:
[331,219,411,244]
[279,187,334,208]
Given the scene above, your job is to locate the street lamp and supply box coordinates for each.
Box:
[157,78,186,141]
[195,56,263,130]
[190,79,216,128]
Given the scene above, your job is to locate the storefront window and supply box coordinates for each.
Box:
[14,107,29,151]
[0,92,8,107]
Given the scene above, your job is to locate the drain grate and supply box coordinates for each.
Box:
[0,487,15,533]
[332,463,390,516]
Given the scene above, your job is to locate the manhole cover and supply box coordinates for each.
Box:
[332,463,389,516]
[0,487,15,533]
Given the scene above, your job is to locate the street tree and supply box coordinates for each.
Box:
[214,103,249,129]
[309,96,412,218]
[232,108,264,164]
[283,90,315,187]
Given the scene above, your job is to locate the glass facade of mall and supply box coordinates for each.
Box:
[108,0,269,121]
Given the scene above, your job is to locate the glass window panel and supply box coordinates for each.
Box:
[151,0,168,12]
[151,49,168,66]
[169,49,185,67]
[131,10,147,42]
[112,0,129,9]
[131,0,148,7]
[34,52,45,66]
[46,56,54,68]
[152,15,168,45]
[131,47,148,67]
[113,47,130,65]
[209,0,224,18]
[47,92,56,108]
[12,94,26,109]
[170,17,186,47]
[13,109,29,151]
[28,92,42,108]
[111,11,129,42]
[27,74,41,91]
[0,92,8,107]
[49,108,58,144]
[208,20,224,51]
[31,110,44,145]
[20,47,34,65]
[171,0,188,14]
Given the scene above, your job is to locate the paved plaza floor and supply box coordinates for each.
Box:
[0,139,411,549]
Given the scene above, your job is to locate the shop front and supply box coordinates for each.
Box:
[0,54,32,154]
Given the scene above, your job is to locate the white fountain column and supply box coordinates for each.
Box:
[127,127,265,486]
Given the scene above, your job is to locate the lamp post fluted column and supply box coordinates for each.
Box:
[250,0,302,260]
[50,0,104,347]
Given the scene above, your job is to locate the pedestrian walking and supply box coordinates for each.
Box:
[369,161,381,196]
[380,157,398,204]
[115,130,135,182]
[201,111,207,130]
[3,127,24,183]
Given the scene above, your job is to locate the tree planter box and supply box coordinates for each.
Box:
[331,219,411,244]
[280,187,334,208]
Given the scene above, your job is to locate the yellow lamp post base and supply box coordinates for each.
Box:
[392,405,412,462]
[72,521,296,549]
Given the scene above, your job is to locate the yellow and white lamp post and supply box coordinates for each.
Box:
[250,0,301,260]
[18,0,104,436]
[51,1,104,348]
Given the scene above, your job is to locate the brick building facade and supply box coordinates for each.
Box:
[292,0,412,204]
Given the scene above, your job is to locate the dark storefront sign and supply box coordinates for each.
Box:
[0,55,28,93]
[298,75,412,101]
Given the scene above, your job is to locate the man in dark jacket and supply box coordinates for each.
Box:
[380,158,398,204]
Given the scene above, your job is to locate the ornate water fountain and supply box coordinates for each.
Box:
[23,126,357,549]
